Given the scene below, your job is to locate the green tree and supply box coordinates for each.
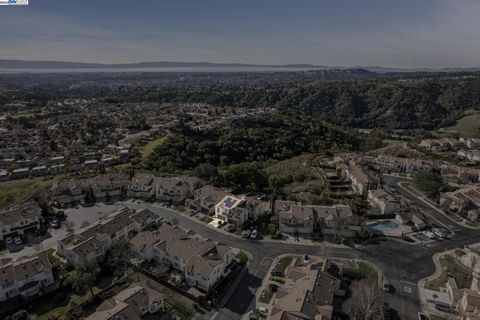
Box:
[193,163,219,183]
[67,259,100,296]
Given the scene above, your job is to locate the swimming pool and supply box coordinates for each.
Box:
[367,220,400,234]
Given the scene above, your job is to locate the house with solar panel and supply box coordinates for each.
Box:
[214,194,267,226]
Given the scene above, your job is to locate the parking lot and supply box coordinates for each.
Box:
[1,202,124,259]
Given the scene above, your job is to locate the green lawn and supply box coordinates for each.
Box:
[9,113,38,119]
[425,255,473,291]
[0,176,62,209]
[139,135,169,159]
[345,262,378,281]
[446,110,480,138]
[273,256,293,275]
[258,288,274,304]
[37,306,67,320]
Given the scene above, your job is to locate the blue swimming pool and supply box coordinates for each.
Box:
[367,220,399,234]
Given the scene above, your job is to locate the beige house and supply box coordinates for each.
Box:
[127,173,156,199]
[0,251,55,302]
[130,224,234,292]
[276,200,355,237]
[368,188,409,215]
[268,256,337,320]
[85,283,165,320]
[0,202,43,240]
[154,176,200,203]
[185,185,230,213]
[58,207,155,265]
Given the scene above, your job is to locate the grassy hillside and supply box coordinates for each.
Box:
[0,176,61,209]
[445,110,480,137]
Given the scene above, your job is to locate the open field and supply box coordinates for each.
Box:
[139,135,169,159]
[0,176,62,208]
[445,110,480,137]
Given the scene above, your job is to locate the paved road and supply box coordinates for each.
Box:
[5,185,479,320]
[378,175,480,319]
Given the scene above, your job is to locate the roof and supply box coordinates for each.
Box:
[85,283,163,320]
[0,202,42,226]
[131,224,231,278]
[0,251,52,287]
[217,195,246,210]
[269,257,335,320]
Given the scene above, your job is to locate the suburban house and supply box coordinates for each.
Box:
[276,200,355,237]
[50,173,129,207]
[460,137,480,149]
[58,207,154,265]
[440,186,480,217]
[214,194,269,226]
[185,185,230,213]
[267,256,337,320]
[84,283,165,320]
[373,155,433,174]
[339,164,372,195]
[367,188,409,215]
[130,224,234,292]
[447,274,480,320]
[395,211,427,230]
[154,176,200,203]
[458,150,480,163]
[0,202,43,240]
[0,251,56,302]
[127,173,155,199]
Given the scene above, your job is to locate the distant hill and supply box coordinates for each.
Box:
[0,59,478,73]
[0,59,328,70]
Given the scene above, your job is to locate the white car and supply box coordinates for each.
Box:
[14,237,22,245]
[422,231,436,239]
[250,230,258,239]
[258,307,269,316]
[432,229,444,238]
[242,230,251,238]
[5,237,13,244]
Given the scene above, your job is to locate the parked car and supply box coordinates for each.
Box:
[51,219,61,229]
[14,237,22,245]
[224,224,236,232]
[269,283,279,292]
[383,279,390,292]
[422,231,436,239]
[434,301,457,314]
[5,236,13,244]
[250,230,258,239]
[432,229,444,239]
[418,313,429,320]
[258,307,269,316]
[242,230,251,238]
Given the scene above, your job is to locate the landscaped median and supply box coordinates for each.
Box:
[425,254,472,291]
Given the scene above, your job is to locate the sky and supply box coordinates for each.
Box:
[0,0,480,68]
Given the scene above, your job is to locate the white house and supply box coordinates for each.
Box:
[214,194,268,226]
[0,251,55,302]
[127,173,155,199]
[367,188,409,215]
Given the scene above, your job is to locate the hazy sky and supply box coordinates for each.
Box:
[1,0,479,68]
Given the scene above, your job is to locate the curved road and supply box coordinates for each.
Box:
[124,176,480,320]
